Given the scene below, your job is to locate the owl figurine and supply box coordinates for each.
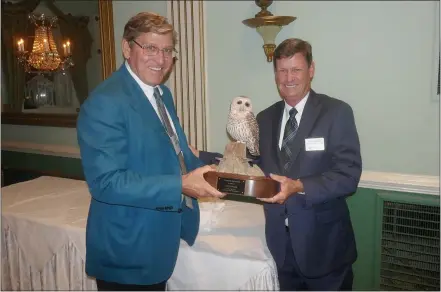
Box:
[226,96,260,156]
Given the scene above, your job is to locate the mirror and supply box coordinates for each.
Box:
[1,0,115,127]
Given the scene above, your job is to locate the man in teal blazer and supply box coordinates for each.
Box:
[77,12,224,291]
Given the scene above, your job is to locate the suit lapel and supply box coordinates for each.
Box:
[159,86,187,155]
[118,65,184,170]
[119,65,168,132]
[283,90,322,174]
[270,101,285,173]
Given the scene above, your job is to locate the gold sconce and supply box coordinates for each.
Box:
[243,0,296,62]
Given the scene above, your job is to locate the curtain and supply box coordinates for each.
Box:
[46,1,93,104]
[167,0,208,151]
[1,0,41,111]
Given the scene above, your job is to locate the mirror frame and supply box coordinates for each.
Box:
[1,0,116,128]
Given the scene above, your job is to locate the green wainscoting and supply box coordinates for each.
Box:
[2,150,439,290]
[347,188,379,290]
[2,150,84,180]
[348,189,440,290]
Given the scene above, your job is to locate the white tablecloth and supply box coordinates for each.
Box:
[1,176,278,290]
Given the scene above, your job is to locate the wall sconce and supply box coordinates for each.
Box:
[243,0,296,62]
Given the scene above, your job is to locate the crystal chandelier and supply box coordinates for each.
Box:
[16,14,74,72]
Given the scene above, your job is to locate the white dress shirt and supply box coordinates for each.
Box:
[278,92,309,150]
[125,61,178,136]
[278,92,309,227]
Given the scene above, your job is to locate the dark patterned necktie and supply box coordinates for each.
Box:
[153,87,187,175]
[280,108,298,170]
[153,87,194,209]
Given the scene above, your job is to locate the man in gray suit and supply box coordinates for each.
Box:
[255,38,362,290]
[193,38,362,291]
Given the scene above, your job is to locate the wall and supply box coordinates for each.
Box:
[2,1,438,176]
[205,1,440,176]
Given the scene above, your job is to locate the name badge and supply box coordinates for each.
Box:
[305,138,325,151]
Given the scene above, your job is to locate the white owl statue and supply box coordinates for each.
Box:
[226,96,260,157]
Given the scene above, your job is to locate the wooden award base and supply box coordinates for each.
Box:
[204,171,279,199]
[203,141,279,200]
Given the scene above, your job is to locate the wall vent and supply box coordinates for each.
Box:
[380,201,440,291]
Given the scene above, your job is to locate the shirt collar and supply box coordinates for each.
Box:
[125,61,163,96]
[284,91,310,117]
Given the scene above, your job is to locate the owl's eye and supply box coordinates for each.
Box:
[245,102,250,107]
[237,100,242,105]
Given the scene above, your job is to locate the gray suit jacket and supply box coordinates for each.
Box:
[257,89,362,278]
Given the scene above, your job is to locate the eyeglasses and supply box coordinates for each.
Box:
[132,40,177,57]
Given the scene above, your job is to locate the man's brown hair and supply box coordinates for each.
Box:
[123,12,177,45]
[273,38,313,70]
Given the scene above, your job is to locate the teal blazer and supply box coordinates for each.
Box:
[77,64,203,285]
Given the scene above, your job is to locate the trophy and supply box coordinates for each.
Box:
[203,96,279,199]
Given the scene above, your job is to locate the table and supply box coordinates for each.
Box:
[1,176,279,290]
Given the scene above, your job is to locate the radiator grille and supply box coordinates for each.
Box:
[380,201,440,291]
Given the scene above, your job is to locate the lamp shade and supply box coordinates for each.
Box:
[242,0,296,63]
[256,25,282,45]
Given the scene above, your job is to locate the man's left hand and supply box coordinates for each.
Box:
[258,173,304,204]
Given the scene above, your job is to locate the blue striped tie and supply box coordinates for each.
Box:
[281,108,298,170]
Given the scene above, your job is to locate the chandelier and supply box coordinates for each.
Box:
[16,14,74,72]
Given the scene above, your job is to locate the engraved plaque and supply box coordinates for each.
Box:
[204,171,279,199]
[217,177,245,195]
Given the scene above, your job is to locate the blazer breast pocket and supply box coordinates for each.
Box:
[128,119,171,156]
[144,126,169,139]
[142,127,171,150]
[302,148,327,166]
[304,148,325,157]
